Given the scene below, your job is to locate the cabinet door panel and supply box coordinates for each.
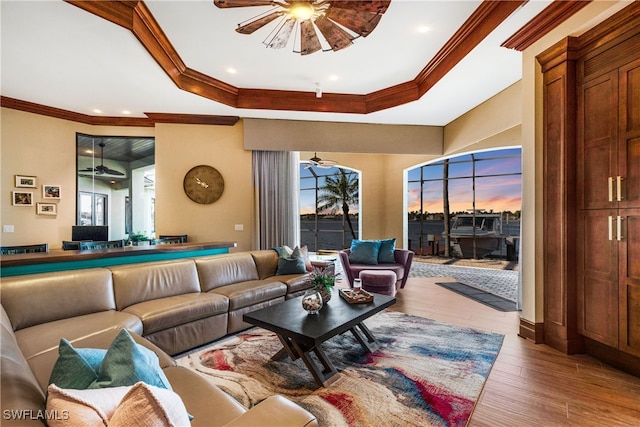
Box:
[620,209,640,356]
[619,60,640,209]
[578,72,618,209]
[577,209,619,346]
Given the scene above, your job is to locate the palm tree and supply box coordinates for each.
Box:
[317,169,359,242]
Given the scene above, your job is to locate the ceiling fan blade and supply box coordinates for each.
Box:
[79,167,96,172]
[214,0,275,8]
[326,8,382,37]
[265,17,295,49]
[236,11,283,34]
[330,1,390,14]
[103,168,125,176]
[299,20,321,55]
[315,16,354,52]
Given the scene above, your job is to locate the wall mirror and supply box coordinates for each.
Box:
[76,133,155,240]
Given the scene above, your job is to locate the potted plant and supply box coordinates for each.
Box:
[127,231,151,246]
[308,265,338,303]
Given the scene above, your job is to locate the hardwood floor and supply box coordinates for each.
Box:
[388,277,640,427]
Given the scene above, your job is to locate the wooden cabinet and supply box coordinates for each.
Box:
[540,3,640,373]
[576,38,640,358]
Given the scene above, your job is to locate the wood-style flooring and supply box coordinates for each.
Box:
[388,277,640,427]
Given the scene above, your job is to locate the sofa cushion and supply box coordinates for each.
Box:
[49,329,172,391]
[110,260,201,311]
[195,253,260,292]
[1,268,115,331]
[122,293,229,335]
[249,250,280,279]
[263,274,311,295]
[349,239,382,265]
[208,280,287,311]
[16,310,143,363]
[163,366,246,427]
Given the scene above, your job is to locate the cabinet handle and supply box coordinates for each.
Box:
[617,176,624,202]
[608,177,614,202]
[608,216,614,241]
[617,216,623,241]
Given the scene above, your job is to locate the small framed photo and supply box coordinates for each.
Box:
[43,185,61,199]
[15,175,36,188]
[12,191,34,206]
[37,202,58,216]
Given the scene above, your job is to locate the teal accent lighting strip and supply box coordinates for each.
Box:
[0,248,229,277]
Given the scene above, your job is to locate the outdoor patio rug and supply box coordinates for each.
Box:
[435,281,518,312]
[176,310,504,427]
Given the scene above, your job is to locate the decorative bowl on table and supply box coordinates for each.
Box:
[302,289,323,314]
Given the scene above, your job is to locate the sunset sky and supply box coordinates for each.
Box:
[300,148,522,215]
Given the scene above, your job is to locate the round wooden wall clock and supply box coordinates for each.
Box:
[183,165,224,204]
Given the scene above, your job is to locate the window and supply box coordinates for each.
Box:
[78,191,107,226]
[407,148,522,258]
[300,164,360,251]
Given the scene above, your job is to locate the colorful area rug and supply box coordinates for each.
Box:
[176,311,504,427]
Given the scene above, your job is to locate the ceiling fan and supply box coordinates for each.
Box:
[308,152,337,168]
[79,142,125,176]
[213,0,391,55]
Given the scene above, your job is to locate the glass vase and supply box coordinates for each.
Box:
[317,286,332,304]
[302,289,323,314]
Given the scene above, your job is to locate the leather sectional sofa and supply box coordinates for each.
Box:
[1,250,318,427]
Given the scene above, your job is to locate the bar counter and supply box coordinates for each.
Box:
[0,241,236,277]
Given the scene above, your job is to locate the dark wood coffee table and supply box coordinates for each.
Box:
[243,290,396,387]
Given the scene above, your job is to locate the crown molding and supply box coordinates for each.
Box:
[144,112,239,126]
[66,0,525,115]
[502,0,592,51]
[1,96,240,127]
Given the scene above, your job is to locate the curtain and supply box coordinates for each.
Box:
[252,151,300,249]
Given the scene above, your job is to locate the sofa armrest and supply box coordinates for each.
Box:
[338,250,355,287]
[222,395,317,427]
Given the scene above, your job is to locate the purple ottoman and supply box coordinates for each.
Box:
[359,270,397,296]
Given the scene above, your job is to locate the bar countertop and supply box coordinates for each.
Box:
[0,241,236,276]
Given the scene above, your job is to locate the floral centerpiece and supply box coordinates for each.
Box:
[307,265,338,303]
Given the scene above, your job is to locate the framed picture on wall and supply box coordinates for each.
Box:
[43,185,61,199]
[37,203,57,215]
[12,191,33,206]
[15,175,36,188]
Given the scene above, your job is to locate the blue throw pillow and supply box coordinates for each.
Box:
[378,238,396,263]
[48,329,172,391]
[349,240,382,265]
[276,246,307,275]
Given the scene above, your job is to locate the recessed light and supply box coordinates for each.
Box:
[418,26,430,33]
[329,75,339,81]
[122,110,131,115]
[93,109,102,114]
[226,67,237,74]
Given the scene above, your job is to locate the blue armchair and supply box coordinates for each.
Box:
[339,248,414,290]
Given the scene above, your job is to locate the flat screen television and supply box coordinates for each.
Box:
[72,226,108,242]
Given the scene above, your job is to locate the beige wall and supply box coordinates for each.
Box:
[0,108,153,248]
[154,122,253,252]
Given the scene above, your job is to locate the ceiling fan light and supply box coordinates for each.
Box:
[290,3,314,20]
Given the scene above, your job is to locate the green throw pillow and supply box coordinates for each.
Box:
[276,246,307,274]
[349,239,382,265]
[48,339,101,389]
[48,329,172,391]
[378,238,396,263]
